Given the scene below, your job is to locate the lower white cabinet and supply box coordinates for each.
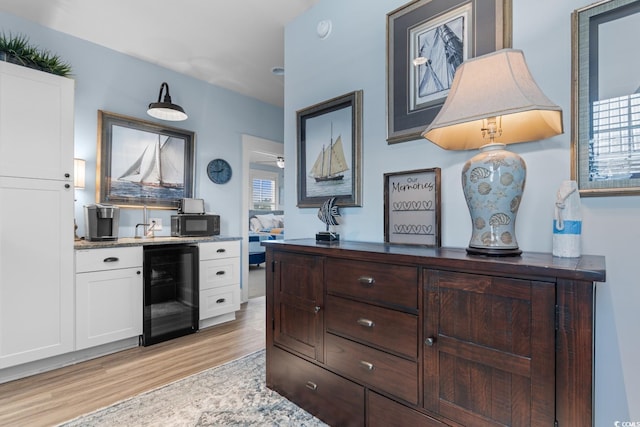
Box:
[75,247,143,350]
[0,177,74,369]
[199,241,240,327]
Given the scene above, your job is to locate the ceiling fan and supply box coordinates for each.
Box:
[253,154,285,169]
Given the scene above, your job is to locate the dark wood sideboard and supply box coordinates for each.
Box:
[264,239,606,427]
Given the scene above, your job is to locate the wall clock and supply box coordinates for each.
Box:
[207,158,232,184]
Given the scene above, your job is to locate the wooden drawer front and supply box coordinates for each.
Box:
[326,295,418,358]
[368,391,446,427]
[199,258,239,290]
[76,247,142,273]
[326,334,419,405]
[199,285,239,320]
[199,240,240,260]
[326,258,418,311]
[270,346,365,427]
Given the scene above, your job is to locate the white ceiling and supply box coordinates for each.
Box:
[0,0,320,107]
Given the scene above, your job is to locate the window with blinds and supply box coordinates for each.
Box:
[590,93,640,181]
[251,170,279,210]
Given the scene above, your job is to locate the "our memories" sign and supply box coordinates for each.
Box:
[384,168,441,246]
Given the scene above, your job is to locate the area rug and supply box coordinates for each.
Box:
[59,350,328,426]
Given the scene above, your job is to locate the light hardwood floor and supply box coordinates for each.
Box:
[0,297,266,427]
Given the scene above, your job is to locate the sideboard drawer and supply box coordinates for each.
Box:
[368,391,446,427]
[325,333,419,405]
[325,258,418,311]
[270,346,365,427]
[326,295,418,358]
[75,246,142,273]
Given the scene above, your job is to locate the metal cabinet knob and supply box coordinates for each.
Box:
[314,306,321,314]
[425,337,436,347]
[360,360,375,371]
[357,276,375,287]
[357,318,375,328]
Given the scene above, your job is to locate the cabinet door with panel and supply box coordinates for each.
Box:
[0,177,74,368]
[0,61,74,181]
[423,269,556,427]
[75,247,143,350]
[272,251,324,362]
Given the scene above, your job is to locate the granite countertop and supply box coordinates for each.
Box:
[75,235,241,250]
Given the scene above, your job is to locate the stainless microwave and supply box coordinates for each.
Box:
[171,214,220,237]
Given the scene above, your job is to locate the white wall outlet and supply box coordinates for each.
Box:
[149,218,162,231]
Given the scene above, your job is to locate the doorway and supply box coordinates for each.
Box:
[241,135,284,302]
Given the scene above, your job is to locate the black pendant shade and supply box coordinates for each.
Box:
[147,82,187,121]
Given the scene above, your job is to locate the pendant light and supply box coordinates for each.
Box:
[147,82,188,121]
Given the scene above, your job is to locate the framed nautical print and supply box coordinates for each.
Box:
[97,110,195,209]
[296,90,363,208]
[386,0,512,144]
[384,167,441,246]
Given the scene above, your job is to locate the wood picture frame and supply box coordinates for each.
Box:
[384,167,441,246]
[572,0,640,196]
[96,110,195,209]
[297,90,363,208]
[386,0,512,144]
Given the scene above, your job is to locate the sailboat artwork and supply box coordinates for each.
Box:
[410,5,469,111]
[118,134,184,188]
[308,123,349,182]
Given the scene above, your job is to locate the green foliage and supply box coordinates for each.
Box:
[0,32,72,77]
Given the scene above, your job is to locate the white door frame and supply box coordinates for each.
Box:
[241,134,284,302]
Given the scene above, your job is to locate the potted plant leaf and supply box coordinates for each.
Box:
[0,32,72,77]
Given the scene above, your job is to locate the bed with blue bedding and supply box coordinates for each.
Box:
[248,210,284,266]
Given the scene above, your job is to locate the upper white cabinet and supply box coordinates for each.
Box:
[0,62,75,369]
[0,61,74,181]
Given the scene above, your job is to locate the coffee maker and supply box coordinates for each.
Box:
[84,204,120,241]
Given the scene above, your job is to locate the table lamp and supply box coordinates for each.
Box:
[422,49,563,256]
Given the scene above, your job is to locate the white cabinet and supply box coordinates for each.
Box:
[75,247,143,350]
[0,62,75,369]
[199,240,240,328]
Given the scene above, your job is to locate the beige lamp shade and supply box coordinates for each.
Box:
[422,49,563,150]
[73,158,86,189]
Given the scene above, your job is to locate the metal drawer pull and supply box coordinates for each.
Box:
[357,276,375,287]
[103,257,119,263]
[216,248,226,253]
[360,361,375,371]
[425,337,436,347]
[216,298,226,304]
[357,318,375,328]
[216,271,226,275]
[314,306,321,314]
[305,381,318,391]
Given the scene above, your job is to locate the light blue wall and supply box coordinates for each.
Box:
[284,0,640,424]
[0,11,284,237]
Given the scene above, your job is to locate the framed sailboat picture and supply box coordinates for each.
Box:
[386,0,512,144]
[97,110,195,209]
[297,91,362,208]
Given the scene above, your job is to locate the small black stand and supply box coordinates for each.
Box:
[316,231,339,242]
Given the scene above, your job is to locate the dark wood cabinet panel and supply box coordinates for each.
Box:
[272,251,324,361]
[264,239,605,427]
[424,270,555,426]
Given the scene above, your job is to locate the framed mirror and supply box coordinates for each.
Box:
[572,0,640,196]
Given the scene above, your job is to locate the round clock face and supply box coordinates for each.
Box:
[207,158,232,184]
